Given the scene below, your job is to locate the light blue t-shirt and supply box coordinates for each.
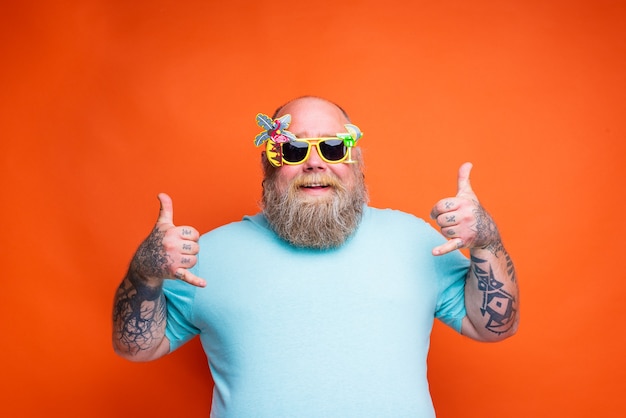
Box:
[164,206,469,417]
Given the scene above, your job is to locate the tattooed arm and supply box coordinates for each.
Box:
[461,241,518,341]
[431,163,519,342]
[112,193,205,361]
[113,258,170,361]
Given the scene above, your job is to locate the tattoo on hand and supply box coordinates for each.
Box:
[470,254,517,335]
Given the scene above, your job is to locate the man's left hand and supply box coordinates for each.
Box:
[430,162,500,256]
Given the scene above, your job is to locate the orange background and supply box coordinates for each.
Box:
[1,0,625,417]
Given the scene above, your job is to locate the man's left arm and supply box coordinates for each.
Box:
[431,162,519,342]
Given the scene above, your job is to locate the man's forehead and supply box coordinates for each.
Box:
[278,98,344,117]
[277,99,348,135]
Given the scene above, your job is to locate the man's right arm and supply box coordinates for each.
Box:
[112,193,205,362]
[112,256,170,361]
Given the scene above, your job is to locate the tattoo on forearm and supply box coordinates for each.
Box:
[470,254,517,335]
[112,227,170,353]
[113,274,166,353]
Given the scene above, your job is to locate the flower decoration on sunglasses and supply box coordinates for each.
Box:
[254,113,363,167]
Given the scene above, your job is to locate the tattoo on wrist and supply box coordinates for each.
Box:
[473,206,500,249]
[470,254,517,335]
[131,227,171,278]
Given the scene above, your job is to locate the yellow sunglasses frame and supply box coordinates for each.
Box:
[265,137,356,167]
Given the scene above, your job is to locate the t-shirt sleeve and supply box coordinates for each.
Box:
[433,249,470,333]
[163,278,201,352]
[385,209,470,333]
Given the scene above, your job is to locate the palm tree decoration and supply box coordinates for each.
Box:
[255,113,297,166]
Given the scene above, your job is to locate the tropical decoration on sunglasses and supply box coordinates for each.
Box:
[338,124,363,163]
[255,113,297,166]
[254,112,362,166]
[254,113,297,146]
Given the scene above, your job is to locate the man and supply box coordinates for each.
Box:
[113,96,519,417]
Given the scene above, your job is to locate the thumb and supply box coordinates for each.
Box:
[456,162,474,196]
[156,193,174,226]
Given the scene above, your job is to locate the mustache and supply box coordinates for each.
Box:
[290,173,343,189]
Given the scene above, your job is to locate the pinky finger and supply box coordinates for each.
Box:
[174,268,207,288]
[432,238,464,256]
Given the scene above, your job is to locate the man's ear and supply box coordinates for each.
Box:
[260,150,273,175]
[260,150,270,165]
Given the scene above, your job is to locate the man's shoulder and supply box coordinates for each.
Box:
[359,206,437,239]
[202,213,266,233]
[198,213,273,246]
[364,206,428,225]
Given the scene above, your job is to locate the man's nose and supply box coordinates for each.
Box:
[303,145,327,171]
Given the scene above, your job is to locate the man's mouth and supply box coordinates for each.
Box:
[301,183,330,190]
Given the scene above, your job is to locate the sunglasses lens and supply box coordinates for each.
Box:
[319,139,346,161]
[280,139,348,164]
[282,141,309,163]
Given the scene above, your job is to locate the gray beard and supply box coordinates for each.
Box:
[262,169,368,250]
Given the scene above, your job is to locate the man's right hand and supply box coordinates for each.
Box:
[132,193,206,287]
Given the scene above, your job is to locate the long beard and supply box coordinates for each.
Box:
[262,168,368,250]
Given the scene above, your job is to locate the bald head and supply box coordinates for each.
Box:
[273,96,350,120]
[273,96,351,139]
[261,96,364,175]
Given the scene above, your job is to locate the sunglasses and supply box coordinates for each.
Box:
[266,137,354,167]
[255,112,363,167]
